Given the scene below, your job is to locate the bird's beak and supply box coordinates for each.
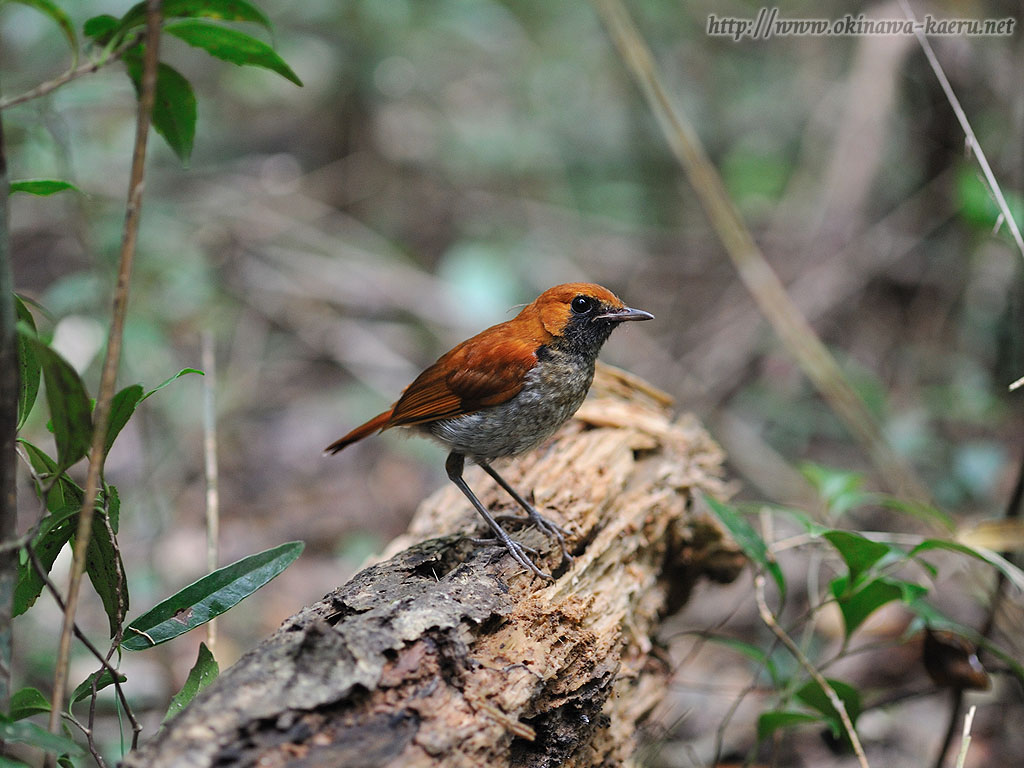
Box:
[593,306,655,323]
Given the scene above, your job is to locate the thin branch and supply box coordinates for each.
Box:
[47,0,163,751]
[0,38,139,112]
[590,0,931,503]
[898,0,1024,261]
[202,330,220,653]
[26,543,142,751]
[754,574,871,768]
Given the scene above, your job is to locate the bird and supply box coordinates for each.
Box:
[326,282,654,579]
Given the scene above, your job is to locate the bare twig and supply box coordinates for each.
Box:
[47,0,163,751]
[0,38,139,111]
[954,705,977,768]
[898,0,1024,261]
[591,0,931,503]
[202,330,220,653]
[754,574,871,768]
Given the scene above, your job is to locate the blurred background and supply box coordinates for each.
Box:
[3,0,1022,765]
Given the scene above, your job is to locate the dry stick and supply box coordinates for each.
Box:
[201,330,220,653]
[897,0,1024,261]
[591,0,931,503]
[753,574,871,768]
[46,0,162,749]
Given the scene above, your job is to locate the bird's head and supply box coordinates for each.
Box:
[528,282,654,358]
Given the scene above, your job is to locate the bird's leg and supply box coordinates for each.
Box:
[445,452,553,581]
[477,459,572,565]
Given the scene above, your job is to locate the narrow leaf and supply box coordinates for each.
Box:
[125,54,197,163]
[140,367,203,402]
[911,538,1024,594]
[15,296,41,429]
[164,643,219,722]
[703,494,785,598]
[14,505,80,616]
[83,512,128,637]
[9,179,80,196]
[122,541,303,650]
[7,0,77,59]
[757,710,822,741]
[0,716,83,757]
[104,384,144,457]
[119,0,272,33]
[27,338,93,469]
[70,669,127,707]
[9,688,51,720]
[164,21,302,86]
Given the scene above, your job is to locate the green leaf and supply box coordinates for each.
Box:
[757,710,823,742]
[164,642,219,722]
[0,716,83,757]
[822,530,895,584]
[140,367,203,402]
[70,669,127,707]
[122,541,304,650]
[799,463,868,518]
[7,0,77,60]
[15,296,41,429]
[703,494,785,599]
[911,538,1024,594]
[14,504,80,616]
[830,575,925,639]
[17,438,84,513]
[105,484,121,534]
[164,21,302,86]
[83,14,119,43]
[0,756,32,767]
[104,384,144,457]
[124,53,197,163]
[26,337,93,470]
[83,511,128,637]
[9,179,80,196]
[120,0,272,33]
[9,687,51,720]
[795,678,861,739]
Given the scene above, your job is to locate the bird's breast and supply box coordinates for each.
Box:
[424,353,595,460]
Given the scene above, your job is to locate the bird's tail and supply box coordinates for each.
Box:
[324,409,393,454]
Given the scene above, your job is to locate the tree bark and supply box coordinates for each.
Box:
[124,365,743,768]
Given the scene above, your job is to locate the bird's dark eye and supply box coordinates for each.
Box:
[571,296,595,314]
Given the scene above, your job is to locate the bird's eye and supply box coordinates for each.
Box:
[571,296,595,314]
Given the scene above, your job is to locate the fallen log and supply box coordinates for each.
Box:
[123,365,743,768]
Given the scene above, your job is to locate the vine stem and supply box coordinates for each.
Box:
[754,574,871,768]
[45,0,163,754]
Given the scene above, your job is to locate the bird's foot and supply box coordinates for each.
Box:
[494,509,573,566]
[470,529,553,581]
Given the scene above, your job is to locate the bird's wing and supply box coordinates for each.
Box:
[386,335,539,427]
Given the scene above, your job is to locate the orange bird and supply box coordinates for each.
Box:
[326,282,654,578]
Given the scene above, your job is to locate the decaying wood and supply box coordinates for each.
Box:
[124,364,744,768]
